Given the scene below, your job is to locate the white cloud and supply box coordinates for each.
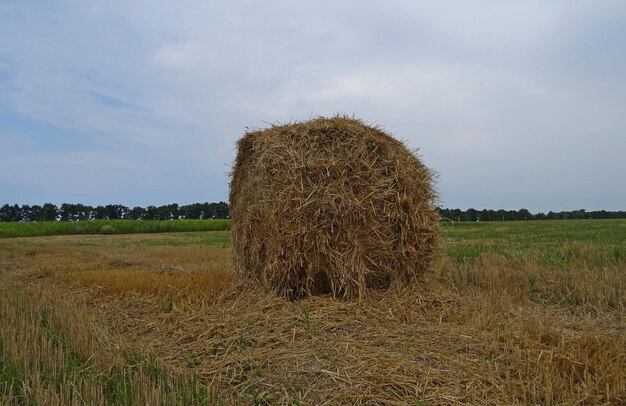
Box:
[0,0,625,209]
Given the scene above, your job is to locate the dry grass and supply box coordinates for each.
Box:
[1,224,625,405]
[6,234,232,298]
[442,251,625,311]
[230,116,440,299]
[69,244,232,297]
[72,268,233,297]
[0,281,220,405]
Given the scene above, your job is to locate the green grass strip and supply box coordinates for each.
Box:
[0,219,230,239]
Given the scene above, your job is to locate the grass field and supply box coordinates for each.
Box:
[1,220,625,404]
[0,219,230,239]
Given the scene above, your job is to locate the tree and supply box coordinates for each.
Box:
[450,209,466,222]
[0,204,13,221]
[156,205,171,220]
[184,203,205,219]
[74,204,92,221]
[24,205,42,222]
[39,203,58,221]
[165,203,180,220]
[517,208,532,221]
[144,205,158,220]
[495,209,507,221]
[60,203,76,221]
[545,211,554,220]
[93,206,107,220]
[105,204,128,220]
[466,208,479,222]
[129,206,146,220]
[480,209,496,221]
[215,201,229,219]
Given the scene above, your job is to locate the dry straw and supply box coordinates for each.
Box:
[229,116,440,299]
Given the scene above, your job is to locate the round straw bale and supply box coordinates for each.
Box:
[229,116,440,300]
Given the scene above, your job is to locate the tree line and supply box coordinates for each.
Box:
[0,202,229,222]
[438,208,626,222]
[0,203,624,222]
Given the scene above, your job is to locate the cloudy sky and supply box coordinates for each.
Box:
[1,1,625,212]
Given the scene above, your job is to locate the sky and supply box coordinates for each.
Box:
[1,1,625,212]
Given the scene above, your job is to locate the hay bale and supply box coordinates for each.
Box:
[229,116,440,300]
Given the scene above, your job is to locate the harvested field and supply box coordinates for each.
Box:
[1,220,625,405]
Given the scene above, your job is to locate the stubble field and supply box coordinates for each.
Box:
[1,220,625,405]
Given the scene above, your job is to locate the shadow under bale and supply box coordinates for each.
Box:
[229,116,440,300]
